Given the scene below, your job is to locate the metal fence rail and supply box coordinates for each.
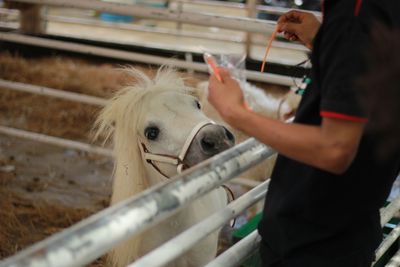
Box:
[206,230,261,267]
[0,138,275,267]
[385,248,400,267]
[382,195,400,226]
[376,223,400,263]
[0,32,300,86]
[0,79,107,106]
[0,126,112,157]
[8,0,276,34]
[129,180,270,267]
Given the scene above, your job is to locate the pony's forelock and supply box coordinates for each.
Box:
[93,66,192,143]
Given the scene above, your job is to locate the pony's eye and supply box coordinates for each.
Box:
[195,100,201,110]
[145,127,160,141]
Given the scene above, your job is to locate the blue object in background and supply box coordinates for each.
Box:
[99,1,167,23]
[100,13,134,22]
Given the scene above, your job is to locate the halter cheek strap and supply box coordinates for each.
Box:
[138,120,215,178]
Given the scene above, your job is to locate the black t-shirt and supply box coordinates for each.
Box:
[258,0,400,261]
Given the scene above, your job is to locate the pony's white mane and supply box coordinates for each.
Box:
[93,67,195,266]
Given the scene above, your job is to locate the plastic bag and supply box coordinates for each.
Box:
[203,52,262,110]
[203,52,246,83]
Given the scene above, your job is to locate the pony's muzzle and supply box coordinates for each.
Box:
[182,124,235,169]
[197,125,235,155]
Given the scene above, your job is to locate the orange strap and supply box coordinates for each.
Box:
[260,26,278,73]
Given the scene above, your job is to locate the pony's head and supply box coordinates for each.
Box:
[94,67,234,202]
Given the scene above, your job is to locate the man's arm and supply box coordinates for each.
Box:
[207,70,365,175]
[233,109,364,174]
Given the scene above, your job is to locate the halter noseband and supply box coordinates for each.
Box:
[138,120,215,178]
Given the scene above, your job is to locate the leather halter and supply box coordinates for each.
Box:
[138,120,215,179]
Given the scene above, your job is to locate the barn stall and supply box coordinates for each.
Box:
[0,1,399,266]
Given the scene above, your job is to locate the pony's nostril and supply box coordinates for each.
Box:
[201,137,216,151]
[224,127,235,142]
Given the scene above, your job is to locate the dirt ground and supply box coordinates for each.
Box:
[0,136,112,266]
[0,52,287,266]
[0,52,135,266]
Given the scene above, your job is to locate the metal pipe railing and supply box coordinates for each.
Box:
[205,191,400,267]
[206,193,400,267]
[0,138,275,267]
[0,32,300,86]
[174,0,322,19]
[8,0,277,34]
[0,7,308,52]
[381,195,400,226]
[205,230,261,267]
[0,79,107,106]
[385,248,400,267]
[375,223,400,264]
[0,126,112,157]
[129,180,270,267]
[370,194,400,265]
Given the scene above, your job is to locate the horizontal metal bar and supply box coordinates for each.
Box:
[175,0,322,19]
[384,248,400,267]
[0,126,112,157]
[229,177,263,188]
[205,230,261,267]
[0,32,299,86]
[129,180,270,267]
[8,0,277,34]
[200,194,400,267]
[381,194,400,226]
[0,79,107,106]
[0,21,18,28]
[375,223,400,263]
[45,14,307,52]
[256,5,322,19]
[46,14,245,43]
[0,7,308,52]
[0,138,275,267]
[374,194,400,265]
[0,7,20,15]
[175,0,247,10]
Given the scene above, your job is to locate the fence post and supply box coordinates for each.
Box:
[5,1,46,33]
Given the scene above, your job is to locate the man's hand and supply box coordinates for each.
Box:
[277,10,321,50]
[207,68,247,127]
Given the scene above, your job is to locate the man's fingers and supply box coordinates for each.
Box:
[284,31,298,41]
[217,68,231,83]
[218,68,230,77]
[209,74,219,85]
[277,10,303,24]
[280,22,301,37]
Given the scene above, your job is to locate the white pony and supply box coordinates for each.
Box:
[94,67,234,267]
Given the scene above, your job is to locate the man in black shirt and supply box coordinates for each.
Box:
[207,0,400,266]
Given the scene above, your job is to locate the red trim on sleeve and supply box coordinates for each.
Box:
[321,0,325,18]
[320,111,368,122]
[354,0,363,16]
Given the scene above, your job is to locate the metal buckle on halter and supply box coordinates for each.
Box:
[138,120,215,178]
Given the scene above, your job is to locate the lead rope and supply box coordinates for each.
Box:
[221,184,236,228]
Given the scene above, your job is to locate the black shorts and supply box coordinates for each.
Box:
[259,241,375,267]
